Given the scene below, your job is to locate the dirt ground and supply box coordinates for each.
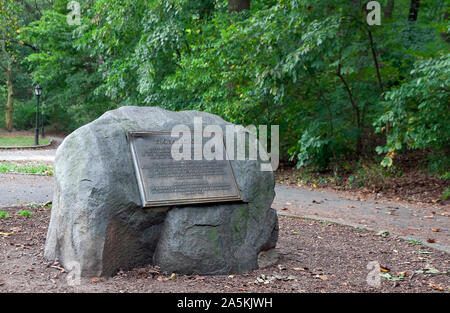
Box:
[0,205,448,293]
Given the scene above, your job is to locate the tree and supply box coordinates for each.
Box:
[228,0,250,12]
[0,0,22,131]
[0,0,42,131]
[11,0,449,174]
[22,4,110,131]
[376,53,450,172]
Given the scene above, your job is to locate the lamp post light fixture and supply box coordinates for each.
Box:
[41,101,46,138]
[34,84,42,146]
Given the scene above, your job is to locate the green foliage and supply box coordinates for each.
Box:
[380,272,406,281]
[346,162,402,189]
[443,187,450,201]
[11,100,37,130]
[0,211,9,219]
[376,53,450,173]
[408,238,422,246]
[21,7,111,132]
[4,0,448,175]
[17,210,33,217]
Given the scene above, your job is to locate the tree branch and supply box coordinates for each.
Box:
[367,28,384,95]
[336,62,358,113]
[0,38,39,51]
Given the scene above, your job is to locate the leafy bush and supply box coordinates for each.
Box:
[376,53,450,173]
[11,0,449,177]
[346,163,402,190]
[443,188,450,201]
[12,100,38,130]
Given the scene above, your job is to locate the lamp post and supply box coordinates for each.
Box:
[34,84,42,146]
[41,101,46,138]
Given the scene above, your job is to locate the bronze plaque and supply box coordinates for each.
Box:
[128,131,242,207]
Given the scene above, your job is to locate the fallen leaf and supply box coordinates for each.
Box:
[281,207,288,211]
[427,238,436,243]
[348,205,356,208]
[378,265,390,273]
[428,283,444,291]
[91,277,102,283]
[0,232,13,237]
[285,202,292,206]
[293,267,306,271]
[376,230,390,237]
[11,227,21,232]
[424,264,440,274]
[431,228,440,232]
[318,275,328,281]
[0,280,4,286]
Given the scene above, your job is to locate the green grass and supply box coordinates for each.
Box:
[0,211,9,219]
[0,135,51,147]
[0,162,53,175]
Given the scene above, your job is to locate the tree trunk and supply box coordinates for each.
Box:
[5,68,14,132]
[384,0,394,19]
[2,39,14,132]
[442,11,449,42]
[198,0,215,19]
[228,0,250,12]
[337,63,362,156]
[408,0,420,21]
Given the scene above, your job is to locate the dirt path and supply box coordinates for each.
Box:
[0,174,54,207]
[1,174,448,254]
[273,185,450,254]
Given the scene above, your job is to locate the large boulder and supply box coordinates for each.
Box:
[44,106,278,277]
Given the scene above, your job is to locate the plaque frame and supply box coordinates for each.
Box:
[127,131,242,207]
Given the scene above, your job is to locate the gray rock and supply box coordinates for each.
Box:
[44,106,278,277]
[257,248,279,269]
